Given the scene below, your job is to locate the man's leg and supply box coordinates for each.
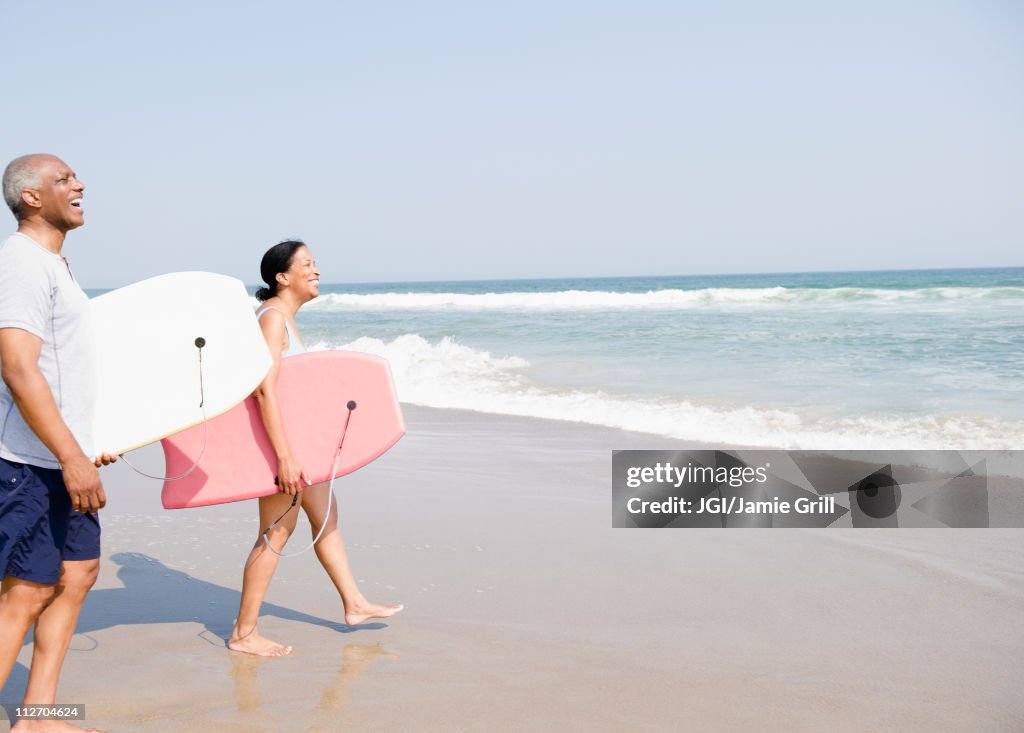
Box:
[1,459,61,692]
[11,493,103,732]
[19,559,98,706]
[0,576,55,691]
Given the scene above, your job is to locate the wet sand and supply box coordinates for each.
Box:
[2,405,1023,731]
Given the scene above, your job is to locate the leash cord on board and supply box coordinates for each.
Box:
[261,402,356,558]
[119,336,209,481]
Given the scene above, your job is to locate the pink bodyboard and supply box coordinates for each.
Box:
[160,351,404,509]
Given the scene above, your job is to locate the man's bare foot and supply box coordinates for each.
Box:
[11,720,104,732]
[344,601,404,626]
[227,624,292,657]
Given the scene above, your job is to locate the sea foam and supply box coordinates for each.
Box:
[305,286,1024,312]
[307,334,1024,450]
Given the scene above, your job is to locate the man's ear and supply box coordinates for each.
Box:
[20,188,42,213]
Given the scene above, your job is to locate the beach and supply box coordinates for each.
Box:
[2,405,1022,731]
[3,1,1021,728]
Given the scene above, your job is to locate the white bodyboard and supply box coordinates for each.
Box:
[90,272,271,455]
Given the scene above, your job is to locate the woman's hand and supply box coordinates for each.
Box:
[276,454,309,495]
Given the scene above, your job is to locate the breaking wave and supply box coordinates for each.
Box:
[306,334,1024,450]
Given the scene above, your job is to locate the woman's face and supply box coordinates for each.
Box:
[282,245,320,301]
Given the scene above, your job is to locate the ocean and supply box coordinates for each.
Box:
[290,267,1024,450]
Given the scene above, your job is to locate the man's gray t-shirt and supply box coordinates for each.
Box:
[0,232,96,469]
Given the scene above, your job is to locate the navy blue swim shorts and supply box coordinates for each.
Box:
[0,456,101,584]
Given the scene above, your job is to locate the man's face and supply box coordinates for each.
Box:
[23,156,85,231]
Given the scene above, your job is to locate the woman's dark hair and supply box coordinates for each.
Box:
[255,239,307,302]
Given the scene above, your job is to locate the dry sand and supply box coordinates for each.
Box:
[2,405,1023,731]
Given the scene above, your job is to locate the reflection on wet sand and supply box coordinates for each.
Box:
[228,643,398,729]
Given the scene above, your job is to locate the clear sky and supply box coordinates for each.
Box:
[2,1,1021,287]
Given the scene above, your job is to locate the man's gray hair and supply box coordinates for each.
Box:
[2,155,46,220]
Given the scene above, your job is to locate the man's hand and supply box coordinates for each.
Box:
[63,453,107,513]
[94,452,118,467]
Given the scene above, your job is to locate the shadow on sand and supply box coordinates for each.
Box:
[1,551,386,705]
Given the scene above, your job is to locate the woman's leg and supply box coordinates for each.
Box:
[301,483,403,625]
[228,492,299,655]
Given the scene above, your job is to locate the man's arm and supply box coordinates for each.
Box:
[0,327,106,512]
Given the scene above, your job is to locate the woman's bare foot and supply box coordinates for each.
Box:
[344,601,404,626]
[227,624,292,657]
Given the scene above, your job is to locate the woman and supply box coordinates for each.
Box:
[228,239,402,657]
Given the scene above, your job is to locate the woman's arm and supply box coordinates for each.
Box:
[253,310,308,494]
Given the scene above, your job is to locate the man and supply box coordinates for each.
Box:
[0,154,113,732]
